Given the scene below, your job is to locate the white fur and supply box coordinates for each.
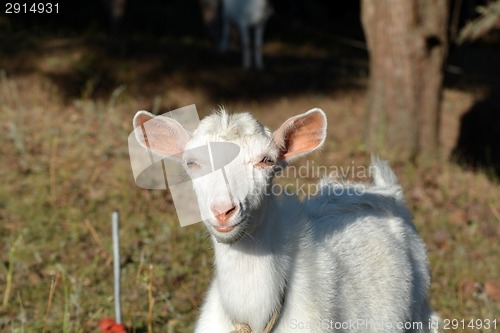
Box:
[132,108,439,333]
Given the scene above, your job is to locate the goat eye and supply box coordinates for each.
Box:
[186,160,199,169]
[256,156,275,168]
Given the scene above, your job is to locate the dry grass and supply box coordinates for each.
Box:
[0,37,499,332]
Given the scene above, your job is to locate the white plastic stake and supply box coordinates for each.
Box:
[112,211,122,324]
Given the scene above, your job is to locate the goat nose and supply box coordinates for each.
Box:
[211,204,238,224]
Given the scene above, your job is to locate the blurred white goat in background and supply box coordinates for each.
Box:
[200,0,272,69]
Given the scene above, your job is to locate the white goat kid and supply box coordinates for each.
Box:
[220,0,272,70]
[133,108,439,333]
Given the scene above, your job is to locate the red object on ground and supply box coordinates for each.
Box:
[99,318,128,333]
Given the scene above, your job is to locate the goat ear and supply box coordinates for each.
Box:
[132,110,190,159]
[273,108,327,161]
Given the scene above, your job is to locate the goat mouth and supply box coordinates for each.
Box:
[212,222,242,233]
[214,225,236,233]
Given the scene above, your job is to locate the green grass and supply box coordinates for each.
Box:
[0,38,499,332]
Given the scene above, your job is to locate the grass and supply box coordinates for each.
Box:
[0,36,499,332]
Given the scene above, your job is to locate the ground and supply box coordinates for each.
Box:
[0,32,499,332]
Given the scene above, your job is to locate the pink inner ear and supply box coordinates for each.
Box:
[136,114,154,149]
[135,113,152,128]
[135,113,189,157]
[275,111,325,159]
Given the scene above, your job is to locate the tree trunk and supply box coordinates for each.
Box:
[361,0,449,160]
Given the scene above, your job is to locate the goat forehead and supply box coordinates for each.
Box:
[193,111,271,141]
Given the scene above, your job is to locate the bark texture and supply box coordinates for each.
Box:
[361,0,449,159]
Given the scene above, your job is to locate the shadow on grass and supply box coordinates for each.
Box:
[0,5,369,104]
[446,44,500,179]
[451,88,500,179]
[37,37,367,102]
